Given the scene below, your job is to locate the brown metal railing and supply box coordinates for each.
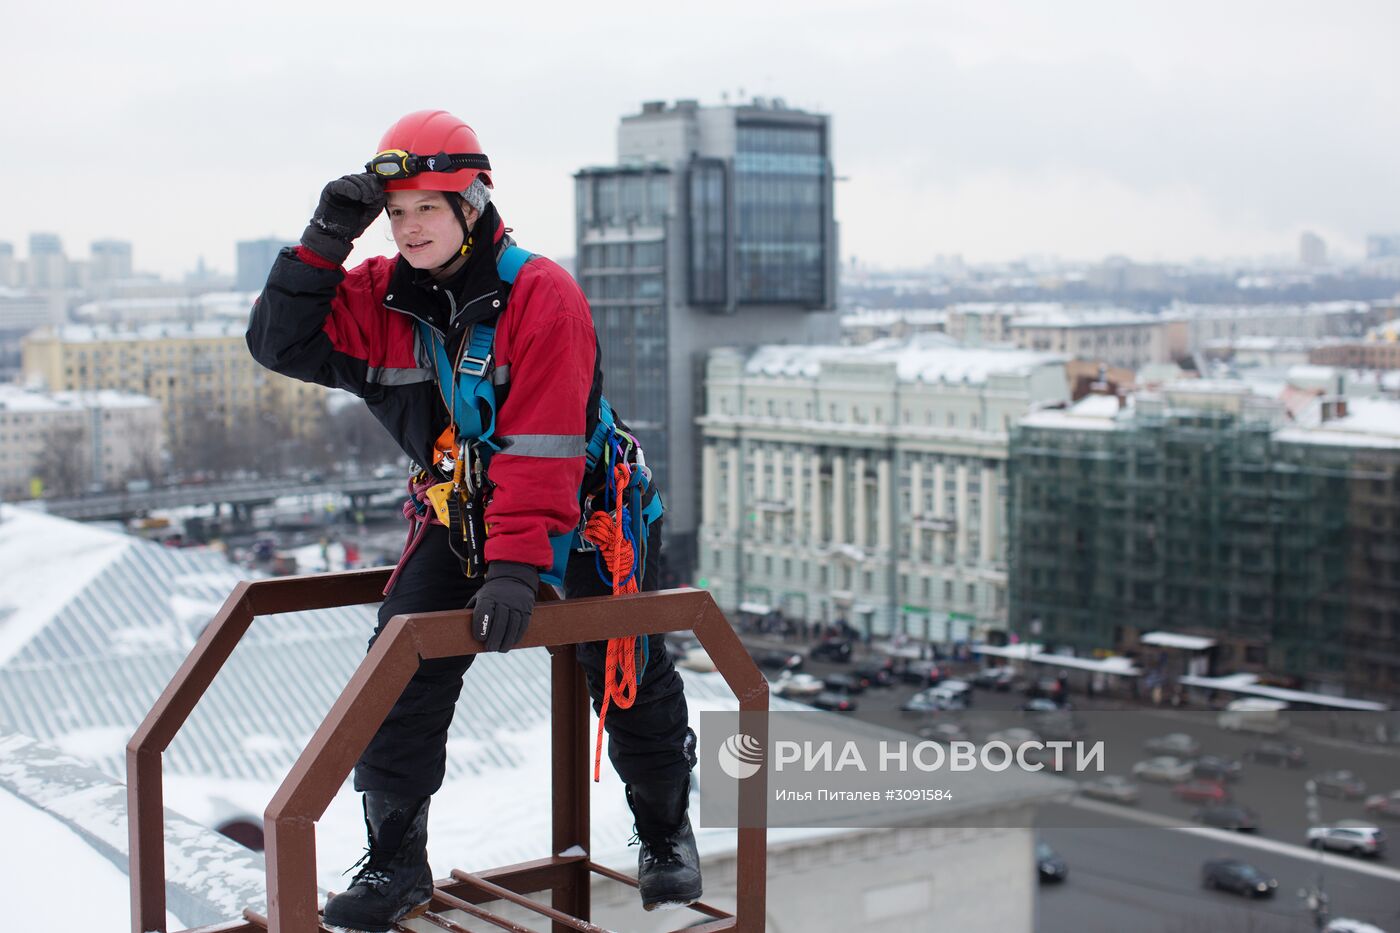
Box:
[128,569,768,933]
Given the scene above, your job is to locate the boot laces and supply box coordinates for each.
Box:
[631,828,682,866]
[344,847,393,889]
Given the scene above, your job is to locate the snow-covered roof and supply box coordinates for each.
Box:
[744,338,1064,385]
[1141,631,1216,651]
[0,385,158,413]
[1171,300,1370,320]
[1276,398,1400,450]
[1008,307,1157,329]
[46,320,246,342]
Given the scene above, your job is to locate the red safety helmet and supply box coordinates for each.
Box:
[374,110,493,193]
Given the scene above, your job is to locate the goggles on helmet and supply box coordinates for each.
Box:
[366,149,492,179]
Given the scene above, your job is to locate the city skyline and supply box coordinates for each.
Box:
[2,1,1397,280]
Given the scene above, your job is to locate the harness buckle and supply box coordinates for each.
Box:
[459,352,493,378]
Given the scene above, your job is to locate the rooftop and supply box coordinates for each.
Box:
[39,321,246,343]
[0,385,159,413]
[743,336,1065,386]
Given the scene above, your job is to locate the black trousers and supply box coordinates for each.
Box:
[354,519,695,797]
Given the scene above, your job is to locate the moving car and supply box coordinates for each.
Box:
[972,666,1016,690]
[772,671,824,698]
[1312,770,1368,800]
[808,638,854,664]
[1172,779,1229,804]
[811,689,858,712]
[1143,733,1199,756]
[1244,741,1307,768]
[1363,790,1400,820]
[1192,755,1243,783]
[821,672,866,695]
[1307,824,1386,858]
[1201,859,1277,897]
[1079,775,1140,805]
[1036,842,1068,883]
[1132,756,1194,783]
[1324,919,1388,933]
[755,649,803,672]
[1193,804,1258,832]
[853,662,895,687]
[899,658,945,686]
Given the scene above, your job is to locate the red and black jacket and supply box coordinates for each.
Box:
[246,206,606,570]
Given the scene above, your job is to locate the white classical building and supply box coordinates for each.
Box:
[697,335,1068,640]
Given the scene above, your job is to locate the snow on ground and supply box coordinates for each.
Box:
[1,785,184,932]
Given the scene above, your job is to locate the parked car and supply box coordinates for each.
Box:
[972,666,1016,691]
[1021,697,1066,713]
[1036,842,1067,883]
[808,638,855,664]
[1307,824,1386,858]
[1244,741,1307,768]
[1132,756,1194,783]
[1201,858,1277,897]
[1194,804,1258,832]
[1143,733,1199,756]
[755,649,803,672]
[1079,775,1140,805]
[811,690,858,712]
[772,671,824,698]
[901,689,950,714]
[899,658,944,686]
[1173,779,1229,804]
[821,672,866,695]
[1312,770,1368,800]
[1192,755,1243,783]
[931,679,972,708]
[1363,790,1400,820]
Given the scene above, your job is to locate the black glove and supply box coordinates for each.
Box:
[468,560,539,652]
[301,172,386,265]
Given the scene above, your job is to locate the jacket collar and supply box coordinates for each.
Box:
[385,204,512,338]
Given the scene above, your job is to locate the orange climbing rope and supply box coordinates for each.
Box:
[582,457,642,782]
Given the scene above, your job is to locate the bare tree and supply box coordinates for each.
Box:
[33,423,88,497]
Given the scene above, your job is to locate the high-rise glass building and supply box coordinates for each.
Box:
[237,238,295,293]
[576,98,839,581]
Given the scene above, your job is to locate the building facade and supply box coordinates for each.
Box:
[1008,388,1400,701]
[575,97,840,580]
[0,386,162,497]
[1006,307,1169,371]
[697,338,1068,639]
[20,322,325,463]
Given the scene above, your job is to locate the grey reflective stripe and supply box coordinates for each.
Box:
[491,364,510,386]
[499,434,586,458]
[366,366,436,386]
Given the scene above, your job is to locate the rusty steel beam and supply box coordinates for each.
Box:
[427,891,541,933]
[550,642,590,931]
[133,574,765,933]
[127,569,392,933]
[449,869,611,933]
[584,861,731,922]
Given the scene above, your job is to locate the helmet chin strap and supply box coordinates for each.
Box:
[428,196,475,277]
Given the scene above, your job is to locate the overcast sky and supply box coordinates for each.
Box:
[3,0,1397,280]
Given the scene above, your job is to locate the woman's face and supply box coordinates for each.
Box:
[386,190,476,270]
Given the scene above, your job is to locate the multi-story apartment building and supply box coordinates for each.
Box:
[1007,307,1169,371]
[1171,301,1378,353]
[575,97,840,579]
[20,322,325,460]
[0,386,162,497]
[698,337,1068,639]
[1009,386,1400,701]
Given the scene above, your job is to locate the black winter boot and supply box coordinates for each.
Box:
[322,793,433,932]
[626,777,703,911]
